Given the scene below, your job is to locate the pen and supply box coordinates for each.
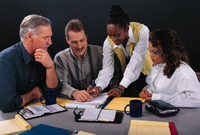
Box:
[20,110,28,118]
[92,80,95,95]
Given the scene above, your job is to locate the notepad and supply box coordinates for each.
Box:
[0,114,31,135]
[105,97,145,111]
[78,131,96,135]
[79,108,116,122]
[19,104,66,119]
[128,120,178,135]
[65,93,109,109]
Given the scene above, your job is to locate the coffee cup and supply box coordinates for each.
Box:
[124,100,142,117]
[40,90,56,105]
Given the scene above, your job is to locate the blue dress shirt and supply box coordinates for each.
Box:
[0,42,62,112]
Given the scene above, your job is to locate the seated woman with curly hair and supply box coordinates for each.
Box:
[139,29,200,107]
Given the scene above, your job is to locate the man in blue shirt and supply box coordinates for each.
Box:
[0,14,62,112]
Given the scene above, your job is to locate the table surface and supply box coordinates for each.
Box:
[1,102,200,135]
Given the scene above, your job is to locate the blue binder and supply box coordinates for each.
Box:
[19,124,72,135]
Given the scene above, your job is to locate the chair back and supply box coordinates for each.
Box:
[196,72,200,82]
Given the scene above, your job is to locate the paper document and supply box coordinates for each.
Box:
[128,120,171,135]
[0,114,31,135]
[65,93,109,109]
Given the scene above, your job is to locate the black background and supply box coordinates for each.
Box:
[0,0,199,71]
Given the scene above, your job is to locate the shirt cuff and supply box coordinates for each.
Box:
[146,88,151,93]
[95,80,109,91]
[43,79,63,92]
[60,87,77,99]
[68,89,77,99]
[152,93,161,100]
[119,77,132,88]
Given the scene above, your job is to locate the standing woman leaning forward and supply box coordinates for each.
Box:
[88,5,152,97]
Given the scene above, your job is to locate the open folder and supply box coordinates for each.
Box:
[19,104,67,120]
[74,107,124,123]
[0,114,31,135]
[79,108,116,122]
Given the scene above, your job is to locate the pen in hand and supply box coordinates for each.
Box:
[92,80,95,95]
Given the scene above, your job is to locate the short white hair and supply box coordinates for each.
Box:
[19,14,51,41]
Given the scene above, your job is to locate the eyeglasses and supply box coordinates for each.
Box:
[148,48,161,57]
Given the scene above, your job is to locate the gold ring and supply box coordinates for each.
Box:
[39,56,41,59]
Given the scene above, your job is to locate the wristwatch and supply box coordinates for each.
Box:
[116,87,124,95]
[96,86,103,93]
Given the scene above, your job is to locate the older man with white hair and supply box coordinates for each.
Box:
[0,14,62,112]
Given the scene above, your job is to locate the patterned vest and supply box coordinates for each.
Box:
[107,22,152,75]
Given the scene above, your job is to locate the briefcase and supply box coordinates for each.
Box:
[145,100,180,117]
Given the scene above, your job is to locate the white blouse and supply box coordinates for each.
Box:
[144,62,200,107]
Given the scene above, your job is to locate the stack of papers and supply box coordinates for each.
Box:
[65,93,109,109]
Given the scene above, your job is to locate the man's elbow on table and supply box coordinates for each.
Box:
[0,96,22,113]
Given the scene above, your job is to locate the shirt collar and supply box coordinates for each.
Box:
[128,25,136,43]
[113,25,136,49]
[153,63,166,70]
[19,42,33,65]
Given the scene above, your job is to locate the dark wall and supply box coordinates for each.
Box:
[0,0,200,72]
